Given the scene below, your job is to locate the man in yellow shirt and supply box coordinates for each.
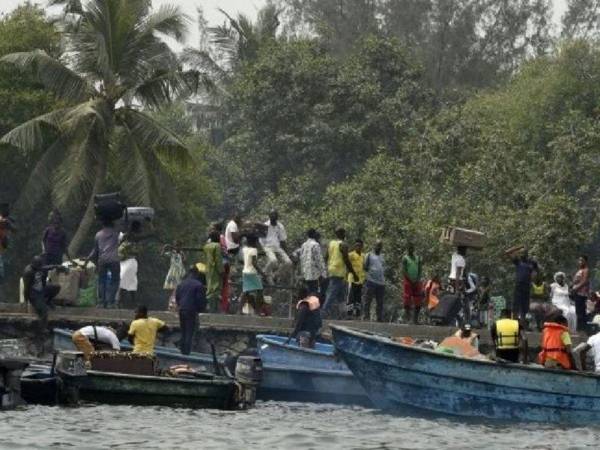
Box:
[128,305,167,355]
[346,239,365,318]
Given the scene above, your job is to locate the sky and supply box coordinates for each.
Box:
[0,0,571,47]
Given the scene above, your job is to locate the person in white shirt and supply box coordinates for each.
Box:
[242,235,266,315]
[259,210,291,284]
[576,329,600,372]
[224,213,242,255]
[72,325,121,361]
[449,246,467,291]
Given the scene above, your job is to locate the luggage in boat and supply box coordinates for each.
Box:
[440,227,485,249]
[429,293,461,326]
[94,192,126,222]
[91,352,156,375]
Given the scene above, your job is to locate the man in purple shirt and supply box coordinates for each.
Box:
[42,210,70,265]
[86,219,120,308]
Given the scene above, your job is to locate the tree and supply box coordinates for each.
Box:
[186,4,281,84]
[562,0,600,39]
[0,0,201,255]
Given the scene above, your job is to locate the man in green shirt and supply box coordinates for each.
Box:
[402,243,423,324]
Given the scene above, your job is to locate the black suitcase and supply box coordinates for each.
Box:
[430,293,461,326]
[94,192,125,222]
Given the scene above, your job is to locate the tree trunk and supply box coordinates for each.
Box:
[68,162,107,257]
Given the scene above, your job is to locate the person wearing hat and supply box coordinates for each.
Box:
[454,323,479,349]
[72,325,122,362]
[175,265,207,355]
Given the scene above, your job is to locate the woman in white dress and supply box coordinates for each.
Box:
[550,272,576,332]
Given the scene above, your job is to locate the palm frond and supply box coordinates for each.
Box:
[140,4,189,43]
[129,68,206,108]
[11,139,67,211]
[117,107,191,166]
[0,108,71,152]
[0,50,92,102]
[181,48,228,81]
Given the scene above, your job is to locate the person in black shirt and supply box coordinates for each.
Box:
[22,255,63,328]
[175,265,207,355]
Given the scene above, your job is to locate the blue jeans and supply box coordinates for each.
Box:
[98,261,120,308]
[322,276,346,319]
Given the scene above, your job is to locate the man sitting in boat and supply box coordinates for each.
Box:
[72,325,122,362]
[491,309,525,363]
[574,326,600,372]
[128,305,168,355]
[538,312,575,370]
[289,287,322,348]
[454,323,479,349]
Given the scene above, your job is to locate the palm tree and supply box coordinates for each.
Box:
[0,0,201,254]
[185,4,281,83]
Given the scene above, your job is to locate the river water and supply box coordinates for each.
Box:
[1,401,598,449]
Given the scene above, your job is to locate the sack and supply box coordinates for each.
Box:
[78,277,97,307]
[95,192,125,222]
[48,268,81,305]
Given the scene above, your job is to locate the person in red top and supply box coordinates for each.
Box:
[538,313,576,370]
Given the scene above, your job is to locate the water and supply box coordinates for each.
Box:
[1,402,598,449]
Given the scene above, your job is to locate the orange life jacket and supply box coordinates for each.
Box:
[538,322,572,370]
[297,296,320,311]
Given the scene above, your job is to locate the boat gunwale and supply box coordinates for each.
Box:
[261,362,354,377]
[256,334,334,357]
[331,325,600,381]
[57,369,234,386]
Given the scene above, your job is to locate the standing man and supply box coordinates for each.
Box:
[322,228,356,319]
[204,230,224,313]
[573,255,590,331]
[128,305,168,355]
[449,246,467,292]
[509,248,538,322]
[491,309,526,363]
[294,228,326,295]
[224,213,242,256]
[175,265,207,355]
[260,210,291,285]
[42,210,70,266]
[346,239,365,318]
[402,243,423,324]
[363,241,386,322]
[86,219,120,308]
[22,255,62,328]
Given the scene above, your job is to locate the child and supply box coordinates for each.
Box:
[162,241,186,310]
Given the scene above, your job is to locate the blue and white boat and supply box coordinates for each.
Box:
[256,334,369,405]
[331,325,600,423]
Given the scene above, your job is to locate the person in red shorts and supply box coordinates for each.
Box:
[402,243,423,324]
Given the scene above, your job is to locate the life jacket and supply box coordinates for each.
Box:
[538,322,572,369]
[425,279,440,310]
[328,240,346,278]
[495,318,520,349]
[297,296,320,311]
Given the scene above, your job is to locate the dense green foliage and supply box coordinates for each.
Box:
[4,0,600,308]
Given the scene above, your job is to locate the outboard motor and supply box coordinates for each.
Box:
[234,355,263,408]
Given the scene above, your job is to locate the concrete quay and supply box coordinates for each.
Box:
[0,302,580,357]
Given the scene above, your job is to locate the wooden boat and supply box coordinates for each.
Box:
[256,334,369,405]
[55,351,248,410]
[20,364,58,406]
[53,328,215,369]
[331,325,600,423]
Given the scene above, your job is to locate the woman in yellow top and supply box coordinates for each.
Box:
[346,239,365,318]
